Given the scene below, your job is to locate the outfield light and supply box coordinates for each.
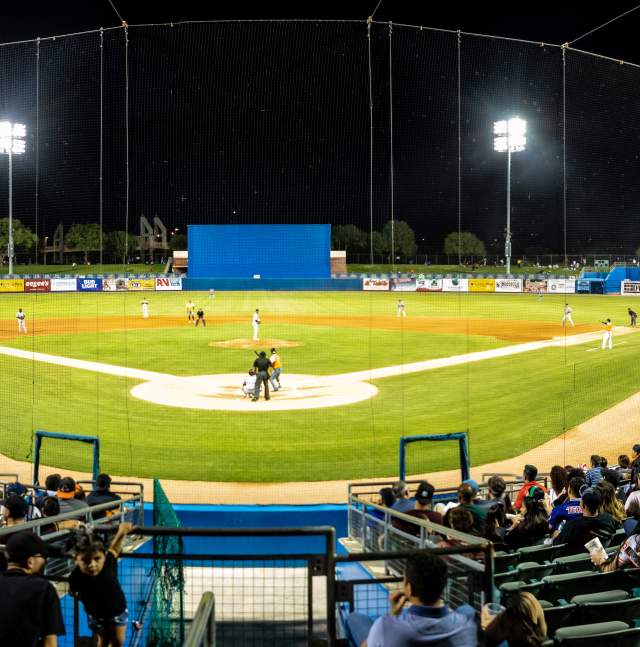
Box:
[493,117,526,276]
[0,121,27,275]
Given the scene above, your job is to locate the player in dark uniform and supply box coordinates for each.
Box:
[252,351,271,401]
[195,307,206,327]
[629,307,637,328]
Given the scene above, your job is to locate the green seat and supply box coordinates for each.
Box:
[555,620,629,639]
[553,553,595,574]
[571,590,630,604]
[499,580,543,604]
[494,570,519,587]
[542,603,578,635]
[554,622,640,646]
[494,550,519,574]
[579,597,640,627]
[541,570,629,604]
[518,561,554,581]
[518,543,564,563]
[539,599,554,609]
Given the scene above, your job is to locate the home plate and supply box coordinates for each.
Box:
[130,373,378,411]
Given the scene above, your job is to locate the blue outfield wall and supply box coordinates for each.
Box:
[187,224,331,279]
[183,277,361,291]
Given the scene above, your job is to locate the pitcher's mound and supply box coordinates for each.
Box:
[209,338,304,350]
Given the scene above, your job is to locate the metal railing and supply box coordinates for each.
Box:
[183,592,216,647]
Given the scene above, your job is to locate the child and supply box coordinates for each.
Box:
[68,522,133,647]
[242,369,256,397]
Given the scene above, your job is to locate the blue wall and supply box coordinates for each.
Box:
[183,277,360,291]
[188,224,331,279]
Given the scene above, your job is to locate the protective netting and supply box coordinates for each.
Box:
[151,478,185,646]
[0,21,640,495]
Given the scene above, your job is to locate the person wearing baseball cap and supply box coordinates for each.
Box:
[0,531,66,645]
[87,473,121,520]
[56,476,89,520]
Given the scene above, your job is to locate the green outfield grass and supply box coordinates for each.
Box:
[0,290,638,482]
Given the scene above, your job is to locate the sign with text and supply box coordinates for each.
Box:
[77,278,103,292]
[24,279,51,293]
[442,278,469,292]
[127,278,156,291]
[416,277,443,292]
[51,278,77,292]
[0,279,24,292]
[390,278,416,292]
[102,278,129,291]
[622,281,640,295]
[155,277,183,291]
[494,278,523,293]
[363,278,390,291]
[547,278,576,294]
[469,278,495,293]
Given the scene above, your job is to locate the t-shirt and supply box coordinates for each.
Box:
[365,604,478,647]
[514,482,548,511]
[391,509,444,537]
[625,491,640,516]
[69,551,127,619]
[616,534,640,568]
[86,489,121,520]
[585,467,603,487]
[270,353,281,369]
[555,513,617,556]
[0,569,66,646]
[58,497,89,521]
[549,498,583,531]
[253,357,271,372]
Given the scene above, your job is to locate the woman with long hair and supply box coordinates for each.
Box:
[504,488,549,549]
[484,591,547,647]
[548,465,568,507]
[597,479,625,525]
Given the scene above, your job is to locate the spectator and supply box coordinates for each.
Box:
[597,480,625,525]
[476,476,515,515]
[2,494,28,530]
[483,506,509,550]
[87,474,121,520]
[504,488,549,549]
[1,482,41,521]
[40,497,61,535]
[0,531,66,646]
[549,477,585,537]
[593,523,640,571]
[447,483,486,534]
[567,466,586,481]
[601,468,621,489]
[514,465,547,511]
[624,471,640,517]
[555,488,617,556]
[346,552,478,647]
[36,473,63,507]
[391,481,443,537]
[630,444,640,484]
[616,454,631,478]
[67,523,133,647]
[391,481,414,513]
[56,477,89,521]
[585,455,604,487]
[548,466,568,507]
[483,592,547,647]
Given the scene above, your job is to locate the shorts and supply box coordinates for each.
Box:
[87,608,128,631]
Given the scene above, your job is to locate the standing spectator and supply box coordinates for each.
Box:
[87,474,121,520]
[483,592,547,647]
[585,455,604,487]
[549,477,585,537]
[56,477,89,520]
[346,553,478,647]
[514,465,547,511]
[548,466,568,507]
[391,481,443,536]
[505,489,549,550]
[554,488,617,556]
[252,351,271,401]
[68,523,133,647]
[0,531,66,646]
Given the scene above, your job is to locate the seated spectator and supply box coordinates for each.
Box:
[475,475,515,515]
[585,455,604,487]
[1,494,28,530]
[593,524,640,571]
[597,479,625,525]
[505,488,549,549]
[549,476,585,537]
[391,481,443,537]
[40,496,61,535]
[1,482,41,521]
[87,474,121,520]
[548,465,568,507]
[36,473,62,507]
[483,591,547,647]
[514,465,547,511]
[554,488,617,556]
[483,506,509,551]
[625,470,640,517]
[391,481,414,513]
[616,454,631,478]
[346,552,478,647]
[441,507,475,540]
[630,444,640,484]
[0,532,65,646]
[601,468,621,489]
[56,477,89,521]
[446,483,486,534]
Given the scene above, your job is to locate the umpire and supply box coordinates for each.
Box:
[252,351,271,401]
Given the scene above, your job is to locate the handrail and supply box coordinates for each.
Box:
[182,592,216,647]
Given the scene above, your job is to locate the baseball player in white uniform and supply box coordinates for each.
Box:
[242,370,257,397]
[16,308,27,334]
[562,303,574,327]
[397,300,406,317]
[141,298,149,319]
[252,309,261,340]
[186,299,195,322]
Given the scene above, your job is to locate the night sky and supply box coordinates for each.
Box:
[1,2,640,256]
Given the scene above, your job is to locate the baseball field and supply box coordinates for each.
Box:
[0,290,639,484]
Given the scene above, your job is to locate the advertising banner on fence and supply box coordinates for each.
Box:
[155,277,183,291]
[0,279,24,292]
[442,278,469,292]
[416,277,443,292]
[577,279,592,293]
[24,279,51,293]
[363,278,390,291]
[50,278,77,292]
[127,278,156,291]
[390,277,416,292]
[102,278,129,291]
[77,278,102,292]
[524,279,547,293]
[547,278,576,294]
[622,281,640,295]
[494,278,523,293]
[469,278,495,293]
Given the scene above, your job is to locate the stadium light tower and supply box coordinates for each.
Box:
[493,117,526,276]
[0,121,27,275]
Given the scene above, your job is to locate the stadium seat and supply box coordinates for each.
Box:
[494,550,519,573]
[553,621,640,646]
[541,603,579,635]
[540,571,630,604]
[518,543,566,563]
[578,597,640,626]
[570,590,630,604]
[517,560,555,582]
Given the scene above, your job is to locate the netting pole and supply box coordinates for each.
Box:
[457,30,462,268]
[367,18,374,265]
[35,38,40,264]
[388,22,395,270]
[99,28,104,267]
[562,44,568,269]
[123,23,130,269]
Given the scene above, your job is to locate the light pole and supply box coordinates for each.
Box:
[493,117,526,276]
[0,122,26,275]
